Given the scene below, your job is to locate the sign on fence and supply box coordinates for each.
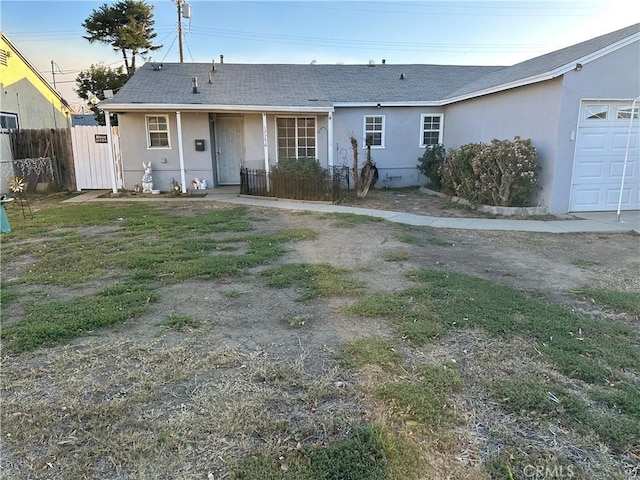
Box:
[71,125,122,190]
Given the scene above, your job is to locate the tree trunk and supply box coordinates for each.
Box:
[350,136,362,194]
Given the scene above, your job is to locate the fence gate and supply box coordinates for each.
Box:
[71,126,122,190]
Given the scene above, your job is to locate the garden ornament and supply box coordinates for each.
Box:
[141,162,153,193]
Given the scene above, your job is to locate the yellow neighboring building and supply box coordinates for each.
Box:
[1,32,74,191]
[0,32,73,131]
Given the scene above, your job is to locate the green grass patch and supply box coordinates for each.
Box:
[1,283,19,314]
[570,258,600,268]
[160,313,199,331]
[337,338,402,369]
[120,206,254,238]
[321,212,385,227]
[426,236,454,247]
[394,231,418,244]
[591,382,640,418]
[407,269,640,384]
[383,249,410,262]
[233,426,389,480]
[343,290,442,345]
[1,282,158,354]
[572,287,640,315]
[5,203,154,239]
[490,379,640,451]
[262,263,362,301]
[378,364,462,430]
[346,270,640,385]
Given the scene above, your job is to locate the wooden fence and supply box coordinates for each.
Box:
[4,129,76,191]
[71,126,121,190]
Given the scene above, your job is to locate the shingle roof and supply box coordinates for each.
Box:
[103,23,639,109]
[446,22,640,99]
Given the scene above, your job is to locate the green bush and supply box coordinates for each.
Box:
[416,144,446,189]
[270,157,330,201]
[440,142,482,201]
[440,137,539,207]
[271,157,325,176]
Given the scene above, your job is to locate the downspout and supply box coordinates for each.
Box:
[105,110,119,194]
[176,111,187,193]
[327,111,334,168]
[262,113,270,191]
[616,96,640,222]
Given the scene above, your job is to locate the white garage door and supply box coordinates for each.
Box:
[569,101,639,212]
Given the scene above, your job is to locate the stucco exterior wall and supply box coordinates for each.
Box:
[1,35,72,192]
[442,42,639,213]
[553,42,640,213]
[119,111,214,191]
[332,106,443,187]
[0,36,71,130]
[443,78,564,210]
[119,110,333,190]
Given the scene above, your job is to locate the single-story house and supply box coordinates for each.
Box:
[100,23,639,214]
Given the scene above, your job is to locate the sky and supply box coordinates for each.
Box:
[1,0,638,110]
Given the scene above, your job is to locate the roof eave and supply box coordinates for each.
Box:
[443,31,640,105]
[333,101,445,107]
[1,32,73,111]
[100,103,334,113]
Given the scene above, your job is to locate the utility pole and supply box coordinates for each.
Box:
[175,0,191,63]
[176,0,183,63]
[51,60,57,89]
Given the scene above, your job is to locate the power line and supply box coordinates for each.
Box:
[187,26,552,54]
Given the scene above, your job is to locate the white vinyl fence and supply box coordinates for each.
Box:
[71,126,122,190]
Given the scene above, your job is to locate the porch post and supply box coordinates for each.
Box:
[105,110,118,194]
[262,113,270,173]
[262,112,270,191]
[176,111,187,193]
[327,111,334,168]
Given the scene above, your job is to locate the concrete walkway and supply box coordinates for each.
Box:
[64,189,640,234]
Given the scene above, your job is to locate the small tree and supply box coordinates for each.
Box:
[417,143,446,190]
[349,136,377,198]
[82,0,161,76]
[75,64,129,125]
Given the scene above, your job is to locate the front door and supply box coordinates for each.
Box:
[215,116,243,184]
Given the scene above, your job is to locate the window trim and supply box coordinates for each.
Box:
[275,116,317,161]
[418,113,444,148]
[0,112,19,133]
[616,104,639,120]
[363,115,385,149]
[145,114,171,149]
[584,104,608,121]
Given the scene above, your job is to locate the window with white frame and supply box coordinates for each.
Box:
[584,104,608,120]
[364,115,384,148]
[420,114,443,147]
[146,115,170,148]
[276,117,316,159]
[616,104,639,120]
[0,112,18,132]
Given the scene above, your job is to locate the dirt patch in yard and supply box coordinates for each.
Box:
[1,198,638,479]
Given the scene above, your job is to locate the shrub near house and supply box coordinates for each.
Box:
[439,136,539,207]
[270,157,330,201]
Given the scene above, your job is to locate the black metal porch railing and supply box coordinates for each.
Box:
[240,167,349,202]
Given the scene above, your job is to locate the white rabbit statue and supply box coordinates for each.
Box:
[141,162,153,193]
